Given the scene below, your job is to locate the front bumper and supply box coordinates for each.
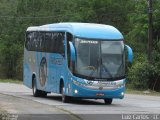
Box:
[70,82,125,99]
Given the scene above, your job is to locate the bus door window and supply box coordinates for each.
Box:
[66,33,73,71]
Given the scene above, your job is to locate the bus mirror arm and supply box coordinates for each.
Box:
[69,41,76,63]
[125,44,133,63]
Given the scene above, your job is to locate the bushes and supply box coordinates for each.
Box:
[125,0,160,92]
[127,61,152,90]
[127,53,160,91]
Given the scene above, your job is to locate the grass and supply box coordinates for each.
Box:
[0,79,22,84]
[0,109,9,120]
[126,88,160,96]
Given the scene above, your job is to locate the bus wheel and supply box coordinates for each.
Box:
[104,98,112,105]
[32,77,47,97]
[61,84,69,103]
[32,77,39,97]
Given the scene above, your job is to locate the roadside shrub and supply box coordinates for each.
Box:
[127,61,155,90]
[126,49,160,91]
[149,50,160,91]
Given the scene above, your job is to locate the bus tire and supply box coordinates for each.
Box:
[32,77,39,97]
[32,77,47,97]
[61,83,69,103]
[39,91,47,97]
[104,98,112,105]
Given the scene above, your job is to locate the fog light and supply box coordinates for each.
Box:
[74,89,78,94]
[121,92,124,96]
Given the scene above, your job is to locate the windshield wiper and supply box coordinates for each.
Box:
[115,53,125,77]
[98,56,112,78]
[114,61,124,77]
[101,63,113,78]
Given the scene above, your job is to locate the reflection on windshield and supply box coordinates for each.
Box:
[74,38,124,80]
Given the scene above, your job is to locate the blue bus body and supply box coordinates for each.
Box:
[23,23,133,104]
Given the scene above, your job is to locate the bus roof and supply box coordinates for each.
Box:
[27,22,124,40]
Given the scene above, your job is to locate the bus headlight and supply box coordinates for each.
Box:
[73,80,86,87]
[116,81,125,88]
[74,89,78,94]
[121,92,124,96]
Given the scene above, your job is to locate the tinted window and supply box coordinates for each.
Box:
[25,31,65,54]
[51,32,64,53]
[25,32,38,50]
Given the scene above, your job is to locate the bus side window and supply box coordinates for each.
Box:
[25,32,30,50]
[25,32,35,51]
[34,32,39,51]
[52,32,65,55]
[50,33,56,52]
[26,31,40,51]
[39,32,45,52]
[45,32,52,52]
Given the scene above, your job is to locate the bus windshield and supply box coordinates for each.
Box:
[74,38,125,81]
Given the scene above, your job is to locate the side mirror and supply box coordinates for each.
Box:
[69,41,76,63]
[125,45,133,62]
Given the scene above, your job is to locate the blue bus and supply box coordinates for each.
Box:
[23,23,133,104]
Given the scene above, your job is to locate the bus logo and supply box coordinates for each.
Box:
[87,81,94,85]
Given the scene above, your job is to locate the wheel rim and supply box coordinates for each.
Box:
[33,84,35,94]
[33,80,36,95]
[62,87,65,101]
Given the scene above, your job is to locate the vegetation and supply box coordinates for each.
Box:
[0,0,160,91]
[126,88,160,96]
[0,79,22,84]
[0,109,9,120]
